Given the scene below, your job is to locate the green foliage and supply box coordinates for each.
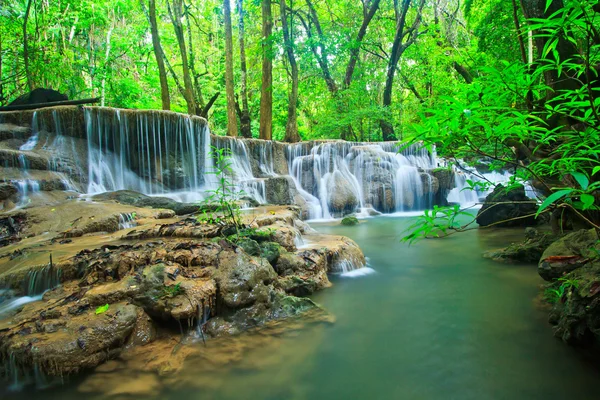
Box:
[160,282,183,299]
[95,304,110,315]
[197,146,244,234]
[341,216,359,226]
[403,0,600,242]
[545,277,580,304]
[402,205,474,244]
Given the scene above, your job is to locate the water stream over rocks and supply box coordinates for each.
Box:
[0,106,508,218]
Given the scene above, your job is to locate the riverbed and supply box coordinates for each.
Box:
[4,216,599,399]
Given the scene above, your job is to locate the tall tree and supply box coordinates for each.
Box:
[280,0,300,142]
[167,0,196,115]
[259,0,273,140]
[23,0,34,91]
[236,0,252,138]
[344,0,382,88]
[223,0,238,136]
[380,0,425,141]
[145,0,171,110]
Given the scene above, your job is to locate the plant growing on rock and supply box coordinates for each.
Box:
[544,277,580,304]
[198,146,244,237]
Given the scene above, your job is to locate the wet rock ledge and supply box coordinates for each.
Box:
[0,204,365,382]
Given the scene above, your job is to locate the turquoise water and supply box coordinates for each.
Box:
[4,216,599,399]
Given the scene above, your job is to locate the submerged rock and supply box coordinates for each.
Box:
[476,184,538,227]
[341,216,359,226]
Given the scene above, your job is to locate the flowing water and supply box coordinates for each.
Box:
[4,216,598,399]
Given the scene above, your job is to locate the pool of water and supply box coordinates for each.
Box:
[4,216,599,399]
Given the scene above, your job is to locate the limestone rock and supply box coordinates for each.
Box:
[326,170,359,216]
[212,250,277,309]
[0,302,138,376]
[476,184,538,227]
[265,176,296,205]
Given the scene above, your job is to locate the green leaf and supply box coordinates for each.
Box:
[95,304,109,315]
[592,166,600,176]
[537,189,574,217]
[580,194,595,210]
[570,171,589,190]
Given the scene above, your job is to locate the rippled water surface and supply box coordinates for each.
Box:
[5,216,600,399]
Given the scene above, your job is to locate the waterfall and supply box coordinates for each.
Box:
[84,107,211,201]
[287,141,436,219]
[4,105,494,218]
[24,265,62,296]
[118,213,137,230]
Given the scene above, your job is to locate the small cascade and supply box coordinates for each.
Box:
[447,164,532,207]
[18,111,39,151]
[118,213,137,230]
[0,295,43,318]
[1,352,56,392]
[14,179,40,207]
[24,264,62,296]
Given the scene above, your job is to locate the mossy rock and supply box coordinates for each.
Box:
[237,238,261,256]
[341,216,359,226]
[260,242,282,264]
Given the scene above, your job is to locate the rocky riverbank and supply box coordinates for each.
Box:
[0,192,366,387]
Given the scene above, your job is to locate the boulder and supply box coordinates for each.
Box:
[476,184,538,227]
[326,171,359,216]
[0,183,17,201]
[484,228,559,263]
[0,302,139,376]
[547,261,600,345]
[205,293,321,337]
[538,229,600,281]
[341,216,359,226]
[211,250,277,309]
[133,263,216,321]
[265,176,296,205]
[8,88,68,106]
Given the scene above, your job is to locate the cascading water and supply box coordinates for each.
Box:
[118,213,137,229]
[85,107,211,200]
[448,164,536,207]
[287,141,436,219]
[3,105,529,220]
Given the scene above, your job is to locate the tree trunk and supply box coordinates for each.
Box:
[168,0,196,115]
[146,0,171,110]
[380,0,424,141]
[224,0,238,136]
[343,0,382,88]
[23,0,34,91]
[302,0,337,94]
[280,0,300,143]
[237,0,252,138]
[101,24,113,107]
[259,0,273,140]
